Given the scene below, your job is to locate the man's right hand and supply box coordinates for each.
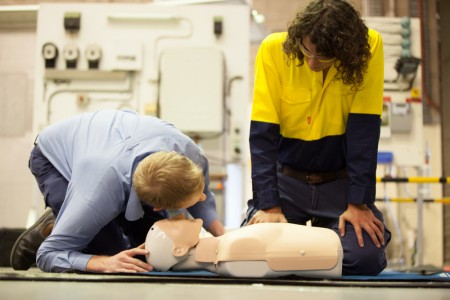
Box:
[86,244,153,273]
[247,206,288,225]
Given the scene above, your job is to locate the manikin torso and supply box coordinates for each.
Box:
[145,219,343,278]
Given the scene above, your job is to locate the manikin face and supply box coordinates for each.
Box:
[300,35,335,72]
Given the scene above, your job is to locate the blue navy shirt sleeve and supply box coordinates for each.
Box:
[249,120,281,210]
[346,113,381,204]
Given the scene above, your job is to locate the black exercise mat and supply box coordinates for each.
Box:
[1,268,449,288]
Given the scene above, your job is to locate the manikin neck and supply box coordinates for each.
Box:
[171,247,216,273]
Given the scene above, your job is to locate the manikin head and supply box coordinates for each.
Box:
[145,218,203,271]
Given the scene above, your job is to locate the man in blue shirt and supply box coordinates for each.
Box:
[10,109,224,273]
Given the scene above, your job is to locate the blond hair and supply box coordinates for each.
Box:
[133,151,204,209]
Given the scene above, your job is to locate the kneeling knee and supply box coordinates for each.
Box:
[343,245,387,275]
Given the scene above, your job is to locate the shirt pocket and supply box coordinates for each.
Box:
[280,87,312,137]
[322,86,353,130]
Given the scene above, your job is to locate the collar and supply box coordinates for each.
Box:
[125,187,144,221]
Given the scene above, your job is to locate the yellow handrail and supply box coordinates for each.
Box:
[376,177,450,183]
[376,197,450,203]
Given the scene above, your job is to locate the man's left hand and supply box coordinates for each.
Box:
[338,203,385,248]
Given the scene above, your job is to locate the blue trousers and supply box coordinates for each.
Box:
[243,171,391,276]
[28,144,164,256]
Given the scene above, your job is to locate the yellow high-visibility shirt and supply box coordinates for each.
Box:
[250,29,384,209]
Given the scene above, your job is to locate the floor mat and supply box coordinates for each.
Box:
[1,268,449,288]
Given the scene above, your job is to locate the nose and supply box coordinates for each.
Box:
[306,57,321,69]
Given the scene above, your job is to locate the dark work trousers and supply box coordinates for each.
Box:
[28,144,164,256]
[243,171,391,276]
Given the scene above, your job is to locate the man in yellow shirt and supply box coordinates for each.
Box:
[244,0,391,275]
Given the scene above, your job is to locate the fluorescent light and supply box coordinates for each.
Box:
[0,5,39,12]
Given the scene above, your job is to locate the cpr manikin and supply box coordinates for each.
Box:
[145,219,343,278]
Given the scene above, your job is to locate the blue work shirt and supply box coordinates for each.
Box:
[35,109,218,272]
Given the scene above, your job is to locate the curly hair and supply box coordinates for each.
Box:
[283,0,371,90]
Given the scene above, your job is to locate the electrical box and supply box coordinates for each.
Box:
[391,102,412,133]
[159,47,224,134]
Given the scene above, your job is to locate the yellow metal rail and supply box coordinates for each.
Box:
[377,177,450,183]
[375,176,450,267]
[376,197,450,203]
